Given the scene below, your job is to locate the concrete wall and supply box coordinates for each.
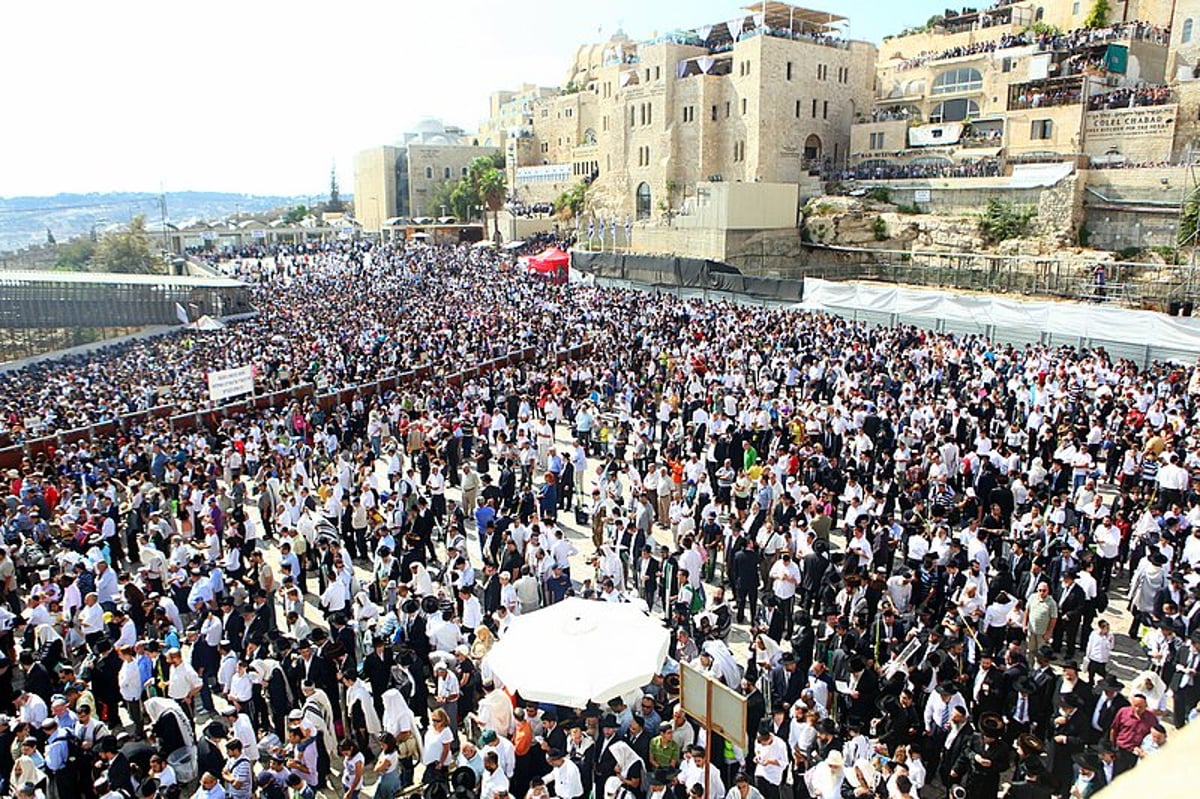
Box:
[678,182,799,230]
[631,225,731,261]
[1082,166,1185,249]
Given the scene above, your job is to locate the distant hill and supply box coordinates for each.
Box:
[0,191,315,253]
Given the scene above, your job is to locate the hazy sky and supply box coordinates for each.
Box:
[0,0,949,199]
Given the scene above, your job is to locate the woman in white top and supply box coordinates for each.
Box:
[373,733,403,798]
[421,709,454,780]
[340,739,366,799]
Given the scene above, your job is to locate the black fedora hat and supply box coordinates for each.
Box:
[979,713,1005,737]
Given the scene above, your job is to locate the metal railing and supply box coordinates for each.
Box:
[0,341,595,471]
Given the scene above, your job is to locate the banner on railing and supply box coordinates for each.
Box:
[207,365,255,402]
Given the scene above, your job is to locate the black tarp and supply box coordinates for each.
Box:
[573,251,803,302]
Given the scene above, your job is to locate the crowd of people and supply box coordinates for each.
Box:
[1087,86,1174,112]
[1008,84,1082,111]
[892,21,1168,72]
[1,241,1199,799]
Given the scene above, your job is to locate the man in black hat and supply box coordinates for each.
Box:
[1047,693,1088,789]
[592,714,623,795]
[1085,675,1128,745]
[949,712,1010,799]
[1005,755,1054,799]
[1170,628,1200,727]
[545,748,583,799]
[1029,646,1058,734]
[1052,570,1086,659]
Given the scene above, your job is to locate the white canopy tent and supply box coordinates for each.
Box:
[485,598,670,707]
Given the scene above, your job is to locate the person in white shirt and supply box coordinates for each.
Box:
[768,554,801,637]
[1084,619,1115,684]
[752,728,788,789]
[545,750,583,799]
[78,592,106,644]
[479,752,510,799]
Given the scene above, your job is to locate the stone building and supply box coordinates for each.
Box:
[488,3,878,221]
[849,0,1175,174]
[354,119,500,232]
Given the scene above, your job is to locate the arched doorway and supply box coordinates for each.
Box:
[635,182,652,220]
[804,134,822,161]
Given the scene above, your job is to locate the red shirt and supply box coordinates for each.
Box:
[1110,706,1157,751]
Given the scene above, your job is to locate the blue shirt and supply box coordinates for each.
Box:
[45,729,70,771]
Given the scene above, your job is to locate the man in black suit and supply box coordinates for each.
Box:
[220,597,246,653]
[731,540,761,624]
[938,705,974,788]
[1052,570,1087,659]
[592,715,624,796]
[97,735,135,795]
[1084,675,1129,745]
[950,712,1011,799]
[398,599,430,661]
[844,657,879,727]
[1047,693,1089,789]
[19,653,53,705]
[637,546,661,609]
[1170,629,1200,728]
[971,652,1007,721]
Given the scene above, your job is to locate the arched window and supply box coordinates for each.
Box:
[804,134,822,161]
[583,128,598,145]
[932,67,984,95]
[1184,18,1195,43]
[1035,6,1045,21]
[930,98,981,123]
[635,182,652,220]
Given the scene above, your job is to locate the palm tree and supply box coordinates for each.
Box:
[478,167,507,242]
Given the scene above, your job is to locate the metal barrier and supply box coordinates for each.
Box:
[0,342,595,471]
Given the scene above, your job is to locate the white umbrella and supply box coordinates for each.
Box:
[485,597,670,707]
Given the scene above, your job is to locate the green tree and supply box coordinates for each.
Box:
[1083,0,1111,28]
[54,237,96,271]
[95,215,158,274]
[978,199,1036,244]
[477,167,507,240]
[326,166,345,212]
[283,205,309,224]
[554,182,589,219]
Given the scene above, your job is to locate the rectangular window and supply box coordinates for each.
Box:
[812,98,818,118]
[425,167,433,179]
[1073,0,1081,12]
[655,66,661,80]
[742,98,748,115]
[725,101,731,117]
[1031,119,1054,139]
[647,103,652,125]
[711,105,718,121]
[869,132,886,149]
[823,101,829,119]
[796,100,802,118]
[787,62,793,81]
[1002,57,1013,73]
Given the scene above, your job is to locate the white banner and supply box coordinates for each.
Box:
[207,364,255,402]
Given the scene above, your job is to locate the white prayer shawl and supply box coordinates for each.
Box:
[346,678,382,735]
[144,697,195,749]
[302,689,337,759]
[608,741,643,778]
[382,688,420,736]
[701,640,742,687]
[410,563,434,596]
